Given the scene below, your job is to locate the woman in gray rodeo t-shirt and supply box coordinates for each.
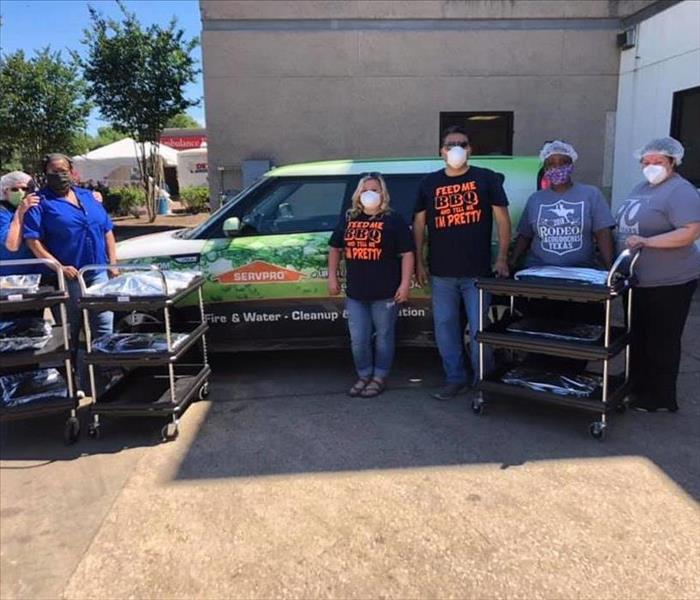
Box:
[510,141,616,360]
[616,137,700,413]
[511,140,615,271]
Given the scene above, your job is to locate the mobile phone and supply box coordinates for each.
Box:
[25,179,36,194]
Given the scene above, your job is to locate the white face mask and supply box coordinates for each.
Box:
[446,145,467,169]
[642,164,668,185]
[359,190,381,209]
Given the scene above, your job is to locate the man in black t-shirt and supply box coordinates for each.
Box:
[414,126,512,400]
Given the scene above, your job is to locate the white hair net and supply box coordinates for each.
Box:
[539,140,578,163]
[634,137,684,165]
[0,171,32,193]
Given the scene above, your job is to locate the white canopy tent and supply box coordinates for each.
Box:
[72,138,179,187]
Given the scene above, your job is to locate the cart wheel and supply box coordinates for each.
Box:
[615,403,627,414]
[63,417,80,445]
[471,397,485,416]
[162,423,179,442]
[198,382,210,401]
[589,421,606,440]
[87,424,101,440]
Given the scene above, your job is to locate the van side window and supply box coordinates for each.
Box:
[237,179,348,235]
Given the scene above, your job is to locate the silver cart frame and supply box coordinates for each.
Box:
[77,264,209,441]
[0,258,80,443]
[475,249,640,440]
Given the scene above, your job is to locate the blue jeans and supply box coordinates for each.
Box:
[345,297,399,379]
[54,271,114,391]
[431,276,494,386]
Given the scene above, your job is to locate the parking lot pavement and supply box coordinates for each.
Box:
[2,299,699,599]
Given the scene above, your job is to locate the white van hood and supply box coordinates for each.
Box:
[117,229,207,261]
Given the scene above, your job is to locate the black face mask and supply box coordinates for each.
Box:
[46,172,72,194]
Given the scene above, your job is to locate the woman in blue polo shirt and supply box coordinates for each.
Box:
[23,153,116,386]
[1,171,39,275]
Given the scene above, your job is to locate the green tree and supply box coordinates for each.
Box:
[165,112,200,129]
[0,49,92,174]
[76,1,199,221]
[87,126,128,150]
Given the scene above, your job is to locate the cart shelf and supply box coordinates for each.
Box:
[477,365,630,414]
[91,363,210,417]
[84,322,208,366]
[78,275,206,311]
[0,326,71,368]
[476,276,630,303]
[0,394,79,422]
[0,287,68,313]
[476,319,630,360]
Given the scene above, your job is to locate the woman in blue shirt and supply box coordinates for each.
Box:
[0,171,39,275]
[23,153,116,388]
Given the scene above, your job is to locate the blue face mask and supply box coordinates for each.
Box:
[544,164,574,185]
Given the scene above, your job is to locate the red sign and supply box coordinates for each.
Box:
[160,134,207,150]
[217,261,304,284]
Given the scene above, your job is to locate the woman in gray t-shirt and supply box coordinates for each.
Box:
[510,142,615,358]
[512,140,615,270]
[615,137,700,412]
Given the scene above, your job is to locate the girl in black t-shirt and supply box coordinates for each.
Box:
[328,174,415,398]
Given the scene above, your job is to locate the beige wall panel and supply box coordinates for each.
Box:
[202,31,359,78]
[201,0,655,21]
[561,30,620,74]
[357,30,566,77]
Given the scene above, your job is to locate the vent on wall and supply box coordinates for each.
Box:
[617,27,636,50]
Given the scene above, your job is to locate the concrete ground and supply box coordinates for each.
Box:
[1,297,699,599]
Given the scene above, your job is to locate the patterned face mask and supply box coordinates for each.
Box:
[544,164,574,186]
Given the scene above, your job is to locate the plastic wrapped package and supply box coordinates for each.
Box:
[505,318,604,343]
[514,266,609,286]
[0,318,53,352]
[91,332,188,354]
[0,274,42,297]
[0,368,67,407]
[501,366,602,398]
[85,270,200,297]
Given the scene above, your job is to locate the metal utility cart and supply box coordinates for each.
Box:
[0,259,80,444]
[473,249,640,440]
[78,264,210,441]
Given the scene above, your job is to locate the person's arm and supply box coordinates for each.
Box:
[413,210,428,286]
[327,246,342,295]
[105,230,118,276]
[626,223,700,250]
[594,228,615,268]
[394,251,415,303]
[4,194,40,251]
[509,234,532,270]
[492,205,511,277]
[25,238,78,279]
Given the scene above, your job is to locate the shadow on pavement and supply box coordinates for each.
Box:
[173,333,700,499]
[0,407,164,462]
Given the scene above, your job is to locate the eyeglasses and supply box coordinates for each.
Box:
[9,187,28,192]
[360,172,381,178]
[443,141,469,149]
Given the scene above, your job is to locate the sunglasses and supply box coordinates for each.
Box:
[360,171,381,178]
[9,187,28,192]
[443,141,469,149]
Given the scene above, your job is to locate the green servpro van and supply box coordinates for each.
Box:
[116,156,540,351]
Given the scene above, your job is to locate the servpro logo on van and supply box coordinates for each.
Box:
[216,260,305,284]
